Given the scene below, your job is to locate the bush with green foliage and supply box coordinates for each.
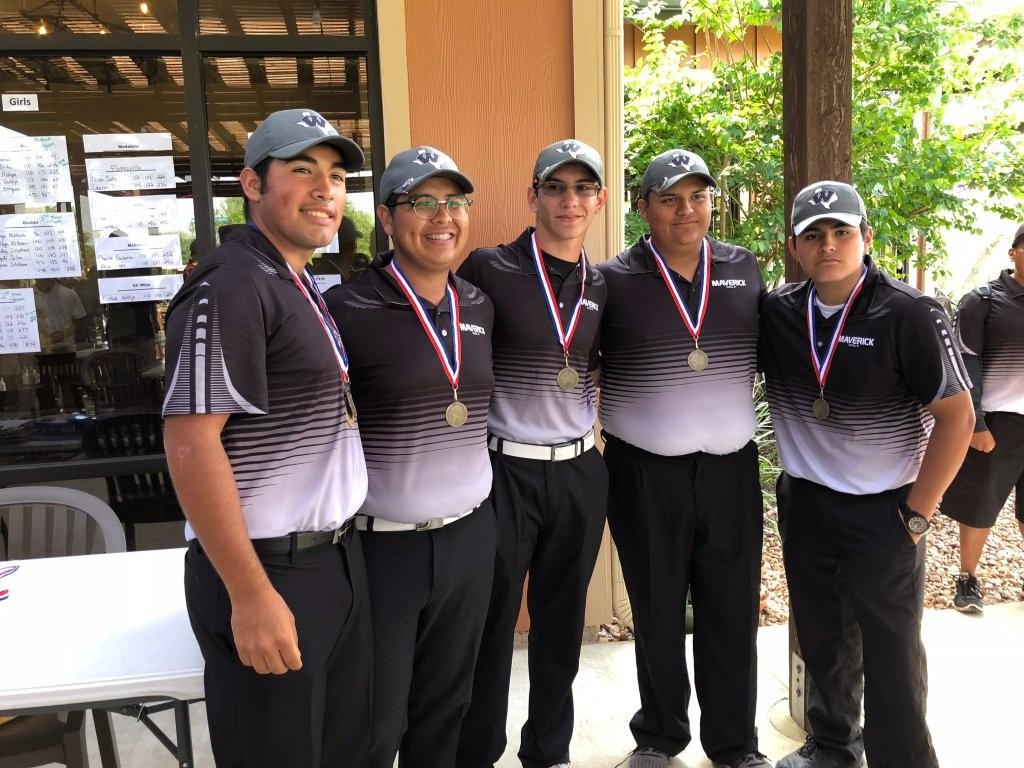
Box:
[625,0,1024,285]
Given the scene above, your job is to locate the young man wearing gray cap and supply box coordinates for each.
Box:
[162,108,371,765]
[324,146,495,768]
[598,149,769,768]
[455,139,608,768]
[941,222,1024,612]
[761,180,974,768]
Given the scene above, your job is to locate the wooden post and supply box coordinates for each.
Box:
[781,0,854,732]
[782,0,854,282]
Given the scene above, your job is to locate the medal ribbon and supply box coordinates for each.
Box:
[646,236,711,343]
[806,266,868,390]
[386,258,462,390]
[529,231,587,357]
[285,263,350,383]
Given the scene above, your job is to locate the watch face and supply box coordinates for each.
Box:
[907,515,929,535]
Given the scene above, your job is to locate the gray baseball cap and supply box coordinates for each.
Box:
[640,149,716,199]
[379,146,474,202]
[1012,223,1024,248]
[244,108,364,171]
[791,180,868,236]
[533,139,604,186]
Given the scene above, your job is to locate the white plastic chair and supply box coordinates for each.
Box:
[0,486,126,560]
[0,486,125,767]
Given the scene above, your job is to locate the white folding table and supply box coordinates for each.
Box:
[0,548,205,767]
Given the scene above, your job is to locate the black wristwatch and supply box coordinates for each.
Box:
[899,501,930,535]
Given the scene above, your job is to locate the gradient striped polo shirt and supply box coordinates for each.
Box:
[597,236,763,456]
[458,227,605,444]
[760,258,971,495]
[162,224,367,539]
[324,255,494,524]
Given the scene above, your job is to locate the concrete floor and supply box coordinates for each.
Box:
[76,599,1023,767]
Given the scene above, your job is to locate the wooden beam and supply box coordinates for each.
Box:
[782,0,853,282]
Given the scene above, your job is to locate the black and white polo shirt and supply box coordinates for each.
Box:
[955,269,1024,423]
[760,258,971,495]
[457,227,605,444]
[324,255,494,524]
[162,224,367,539]
[597,236,763,456]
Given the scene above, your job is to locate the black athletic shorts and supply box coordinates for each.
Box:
[941,410,1024,528]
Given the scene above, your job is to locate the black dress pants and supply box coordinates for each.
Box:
[361,503,497,768]
[455,447,608,768]
[778,473,939,768]
[184,531,373,768]
[604,435,763,763]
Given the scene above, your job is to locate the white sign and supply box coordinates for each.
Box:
[0,212,81,280]
[87,192,177,236]
[86,156,176,193]
[312,274,342,292]
[83,133,173,153]
[0,289,41,354]
[0,135,73,205]
[98,274,184,304]
[94,234,183,271]
[2,93,38,112]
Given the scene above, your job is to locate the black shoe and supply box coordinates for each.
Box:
[953,572,984,614]
[776,738,864,768]
[714,751,773,768]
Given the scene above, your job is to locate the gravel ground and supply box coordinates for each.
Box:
[759,496,1024,626]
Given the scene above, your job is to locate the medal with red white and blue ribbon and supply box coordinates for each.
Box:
[285,262,357,427]
[530,231,587,390]
[806,266,868,420]
[386,257,468,428]
[646,235,712,371]
[0,564,17,602]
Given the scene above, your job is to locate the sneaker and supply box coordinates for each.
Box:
[547,764,570,768]
[777,737,864,768]
[628,747,670,768]
[714,751,773,768]
[953,572,984,614]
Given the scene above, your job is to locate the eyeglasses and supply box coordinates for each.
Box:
[390,194,472,220]
[533,181,602,198]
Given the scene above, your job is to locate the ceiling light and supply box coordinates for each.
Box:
[37,20,47,34]
[139,1,149,14]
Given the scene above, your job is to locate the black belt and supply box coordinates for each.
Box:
[250,519,354,557]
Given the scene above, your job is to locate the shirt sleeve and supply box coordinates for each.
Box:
[456,250,484,287]
[897,296,972,405]
[162,270,269,416]
[954,289,990,430]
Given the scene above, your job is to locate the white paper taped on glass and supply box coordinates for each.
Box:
[0,212,82,280]
[0,135,74,206]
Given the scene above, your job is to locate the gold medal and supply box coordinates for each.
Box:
[445,400,469,428]
[687,348,709,372]
[556,366,580,391]
[812,397,830,420]
[344,386,357,428]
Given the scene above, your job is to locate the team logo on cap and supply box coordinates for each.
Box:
[668,151,694,170]
[558,141,584,159]
[413,148,442,168]
[808,188,839,209]
[296,111,336,137]
[396,177,417,194]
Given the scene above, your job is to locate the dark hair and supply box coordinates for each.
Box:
[242,157,273,221]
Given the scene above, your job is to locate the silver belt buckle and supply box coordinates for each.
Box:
[415,518,442,531]
[331,527,344,544]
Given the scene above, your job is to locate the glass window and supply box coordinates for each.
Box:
[198,0,364,36]
[0,0,180,35]
[205,54,375,280]
[0,54,191,466]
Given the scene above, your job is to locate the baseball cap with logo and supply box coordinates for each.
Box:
[640,149,716,199]
[1011,224,1024,248]
[533,139,604,187]
[379,146,474,203]
[244,108,364,171]
[791,180,868,236]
